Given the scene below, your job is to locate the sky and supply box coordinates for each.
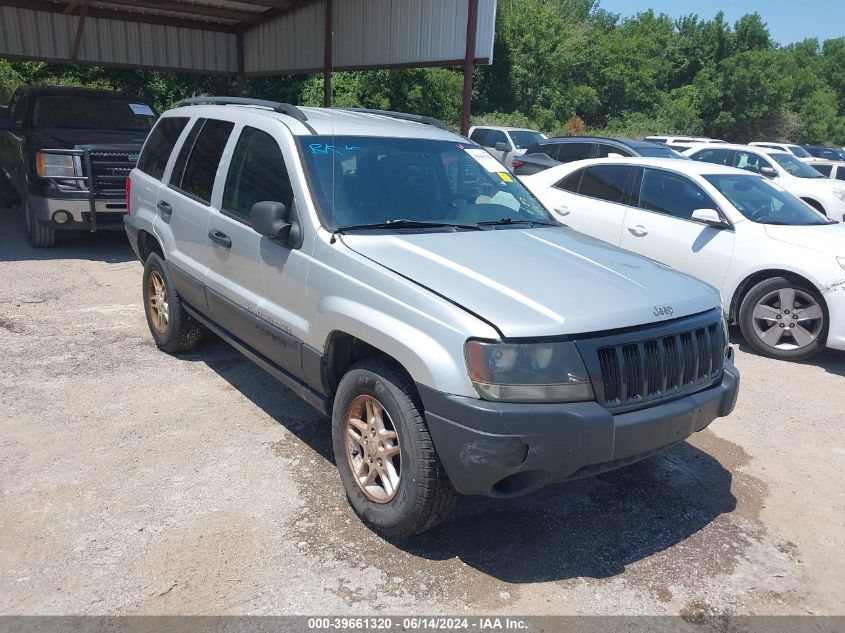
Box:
[599,0,845,45]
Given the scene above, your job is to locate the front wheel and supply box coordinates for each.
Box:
[331,358,456,537]
[738,276,827,360]
[24,196,55,248]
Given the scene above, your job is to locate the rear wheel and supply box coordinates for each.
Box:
[331,358,456,536]
[738,276,827,360]
[24,196,55,248]
[142,253,202,353]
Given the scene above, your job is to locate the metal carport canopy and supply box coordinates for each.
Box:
[0,0,496,130]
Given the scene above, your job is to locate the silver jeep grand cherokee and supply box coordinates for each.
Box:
[124,97,739,536]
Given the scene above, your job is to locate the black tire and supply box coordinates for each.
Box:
[142,252,202,353]
[24,196,56,248]
[331,357,456,537]
[738,276,827,361]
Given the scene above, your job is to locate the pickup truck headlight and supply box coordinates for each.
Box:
[464,340,594,403]
[833,188,845,202]
[36,152,78,178]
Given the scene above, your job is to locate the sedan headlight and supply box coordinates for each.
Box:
[464,339,594,403]
[833,188,845,203]
[36,152,78,178]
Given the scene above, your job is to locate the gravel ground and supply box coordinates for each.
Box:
[1,206,843,617]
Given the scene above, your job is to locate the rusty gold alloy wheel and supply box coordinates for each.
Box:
[344,395,402,503]
[147,270,169,334]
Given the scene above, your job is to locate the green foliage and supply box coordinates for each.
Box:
[2,1,845,144]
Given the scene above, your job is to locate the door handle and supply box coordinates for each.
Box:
[157,200,172,217]
[208,229,232,248]
[628,225,648,237]
[554,207,571,216]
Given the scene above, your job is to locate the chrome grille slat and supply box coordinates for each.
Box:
[86,149,138,200]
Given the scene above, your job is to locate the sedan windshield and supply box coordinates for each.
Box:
[705,174,831,225]
[31,96,156,131]
[770,153,825,178]
[636,146,689,159]
[298,136,555,231]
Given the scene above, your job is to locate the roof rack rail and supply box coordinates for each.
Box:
[176,97,316,133]
[338,108,451,131]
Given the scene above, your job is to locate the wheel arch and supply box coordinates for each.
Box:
[137,229,164,263]
[729,268,827,322]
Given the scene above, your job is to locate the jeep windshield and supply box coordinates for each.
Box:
[31,95,156,132]
[298,136,555,231]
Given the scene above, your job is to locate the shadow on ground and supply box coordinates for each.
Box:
[0,206,134,263]
[729,324,845,378]
[186,337,739,584]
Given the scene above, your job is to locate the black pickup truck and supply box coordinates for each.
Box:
[0,85,156,248]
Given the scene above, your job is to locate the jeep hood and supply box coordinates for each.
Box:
[764,222,845,252]
[342,227,721,338]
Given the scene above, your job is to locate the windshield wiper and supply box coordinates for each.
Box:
[337,219,483,233]
[478,217,559,227]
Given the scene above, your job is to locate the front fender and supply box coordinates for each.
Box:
[315,295,480,398]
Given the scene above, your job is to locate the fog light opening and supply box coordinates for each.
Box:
[52,210,71,225]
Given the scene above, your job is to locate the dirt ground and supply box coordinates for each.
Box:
[1,206,843,617]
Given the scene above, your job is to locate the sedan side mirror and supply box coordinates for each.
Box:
[691,208,729,228]
[0,115,18,131]
[759,166,777,179]
[250,200,301,247]
[494,141,511,154]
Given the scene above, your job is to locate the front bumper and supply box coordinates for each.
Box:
[28,194,128,231]
[419,356,739,497]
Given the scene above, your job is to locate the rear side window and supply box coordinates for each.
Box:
[554,168,583,193]
[813,164,833,177]
[469,128,489,145]
[835,167,845,182]
[638,169,715,219]
[223,127,293,220]
[595,144,633,158]
[172,118,234,204]
[690,148,732,165]
[137,116,189,180]
[579,165,632,203]
[557,142,593,163]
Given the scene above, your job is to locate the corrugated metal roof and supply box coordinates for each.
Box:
[0,0,496,75]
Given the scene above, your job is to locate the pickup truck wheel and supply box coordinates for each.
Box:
[24,197,55,248]
[739,277,827,360]
[332,358,456,537]
[142,253,202,353]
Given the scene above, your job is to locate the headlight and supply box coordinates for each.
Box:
[464,339,594,403]
[833,188,845,203]
[838,256,845,271]
[36,152,77,178]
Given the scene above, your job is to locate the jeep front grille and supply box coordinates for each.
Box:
[576,310,726,412]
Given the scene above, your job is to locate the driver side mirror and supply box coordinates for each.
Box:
[494,141,511,154]
[250,200,302,247]
[759,166,777,179]
[691,208,729,229]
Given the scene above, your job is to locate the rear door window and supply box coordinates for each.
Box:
[469,128,489,145]
[556,142,594,163]
[690,148,732,166]
[554,168,583,193]
[835,166,845,182]
[486,129,508,147]
[595,143,633,158]
[578,165,633,203]
[137,116,190,180]
[172,118,234,204]
[813,164,833,177]
[733,150,773,173]
[222,127,293,221]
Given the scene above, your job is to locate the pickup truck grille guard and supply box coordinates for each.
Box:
[574,309,727,413]
[40,144,140,231]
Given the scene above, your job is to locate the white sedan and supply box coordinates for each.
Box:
[521,157,845,360]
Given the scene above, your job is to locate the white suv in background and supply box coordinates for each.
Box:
[685,143,845,220]
[468,125,546,169]
[522,157,845,360]
[749,141,815,162]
